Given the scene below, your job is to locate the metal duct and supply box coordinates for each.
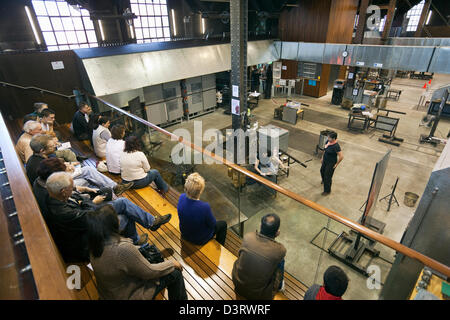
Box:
[79,40,278,97]
[384,37,450,47]
[276,41,450,74]
[428,47,450,74]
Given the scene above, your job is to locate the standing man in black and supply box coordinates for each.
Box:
[320,131,344,196]
[72,102,92,141]
[264,64,273,99]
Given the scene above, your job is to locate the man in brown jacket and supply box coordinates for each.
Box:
[232,213,286,300]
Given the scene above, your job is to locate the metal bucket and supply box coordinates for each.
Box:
[318,130,330,150]
[404,192,419,207]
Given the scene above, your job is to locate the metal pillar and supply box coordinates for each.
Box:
[230,0,248,131]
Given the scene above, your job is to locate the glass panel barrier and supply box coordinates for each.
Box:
[94,96,449,300]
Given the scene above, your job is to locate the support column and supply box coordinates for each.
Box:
[414,0,432,37]
[354,0,370,44]
[381,0,396,41]
[230,0,248,131]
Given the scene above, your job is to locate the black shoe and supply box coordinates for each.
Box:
[76,155,89,162]
[321,192,330,196]
[150,214,172,231]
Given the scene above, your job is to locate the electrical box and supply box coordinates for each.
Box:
[165,98,183,121]
[202,89,217,110]
[186,77,203,94]
[187,92,203,114]
[202,74,216,91]
[162,81,181,100]
[143,84,164,104]
[145,103,167,126]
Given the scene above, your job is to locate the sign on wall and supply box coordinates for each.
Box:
[51,61,65,70]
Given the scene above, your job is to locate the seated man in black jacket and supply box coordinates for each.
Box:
[45,171,171,262]
[72,102,92,141]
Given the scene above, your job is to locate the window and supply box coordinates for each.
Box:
[31,0,98,51]
[130,0,171,43]
[406,0,425,32]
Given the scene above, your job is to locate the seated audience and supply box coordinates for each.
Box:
[304,265,349,300]
[33,157,99,220]
[177,173,227,245]
[87,205,187,300]
[26,134,132,195]
[17,121,77,163]
[106,124,126,174]
[45,172,172,262]
[232,213,286,300]
[120,136,169,193]
[72,102,92,141]
[92,116,111,158]
[26,102,48,120]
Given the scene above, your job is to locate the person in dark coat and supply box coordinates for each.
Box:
[320,131,344,195]
[304,265,349,300]
[72,102,92,141]
[264,64,273,99]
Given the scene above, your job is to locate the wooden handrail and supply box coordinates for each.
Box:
[93,94,450,277]
[0,112,76,299]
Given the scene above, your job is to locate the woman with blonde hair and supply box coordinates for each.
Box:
[177,173,227,245]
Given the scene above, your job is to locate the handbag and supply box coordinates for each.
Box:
[138,243,164,264]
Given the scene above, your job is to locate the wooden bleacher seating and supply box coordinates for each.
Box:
[4,119,306,300]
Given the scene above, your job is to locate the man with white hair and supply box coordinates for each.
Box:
[16,120,78,163]
[26,134,133,195]
[45,172,171,262]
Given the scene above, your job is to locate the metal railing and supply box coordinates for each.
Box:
[90,93,450,278]
[0,81,75,99]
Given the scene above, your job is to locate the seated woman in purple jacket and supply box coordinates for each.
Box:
[177,173,227,245]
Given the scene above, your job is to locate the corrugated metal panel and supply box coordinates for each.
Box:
[428,47,450,74]
[82,40,277,97]
[298,42,325,63]
[322,44,346,65]
[280,41,299,60]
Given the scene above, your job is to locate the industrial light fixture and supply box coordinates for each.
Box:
[202,18,206,34]
[24,6,41,45]
[426,10,432,25]
[99,20,105,41]
[171,9,177,36]
[129,25,135,39]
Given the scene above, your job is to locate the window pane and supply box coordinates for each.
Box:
[139,4,147,16]
[154,5,161,16]
[162,16,169,26]
[57,1,70,16]
[81,9,90,16]
[69,44,80,49]
[45,1,59,16]
[86,30,97,42]
[135,28,143,39]
[55,31,68,44]
[147,4,154,16]
[156,27,163,38]
[37,16,52,31]
[163,27,170,37]
[83,17,94,29]
[137,39,144,44]
[76,30,87,43]
[142,17,149,27]
[66,31,77,43]
[32,1,48,16]
[155,17,162,27]
[131,4,140,15]
[51,17,64,30]
[47,45,59,51]
[160,5,168,16]
[149,17,155,27]
[79,43,89,48]
[42,31,57,45]
[160,0,167,4]
[62,17,74,30]
[143,28,150,38]
[69,5,81,16]
[134,18,141,28]
[164,37,170,41]
[149,28,156,38]
[59,45,70,50]
[73,17,83,30]
[89,42,98,48]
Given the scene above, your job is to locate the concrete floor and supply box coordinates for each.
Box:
[144,74,450,300]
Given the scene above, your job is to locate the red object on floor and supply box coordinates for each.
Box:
[428,79,432,84]
[423,83,427,89]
